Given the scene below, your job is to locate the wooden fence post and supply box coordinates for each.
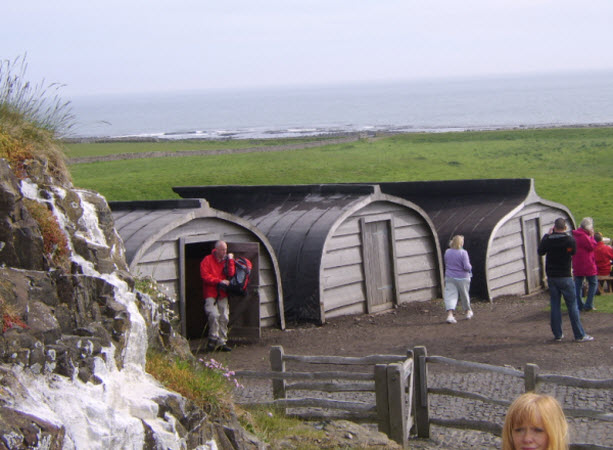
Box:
[374,364,390,436]
[387,362,408,447]
[524,363,539,392]
[270,345,286,402]
[413,346,430,438]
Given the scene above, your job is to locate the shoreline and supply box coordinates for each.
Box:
[63,122,613,146]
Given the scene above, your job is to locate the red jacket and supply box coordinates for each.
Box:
[200,249,235,299]
[594,241,613,276]
[572,228,597,276]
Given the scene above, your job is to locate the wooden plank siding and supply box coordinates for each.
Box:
[321,201,439,320]
[486,202,571,299]
[128,216,281,327]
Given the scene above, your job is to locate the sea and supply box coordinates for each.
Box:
[68,70,613,140]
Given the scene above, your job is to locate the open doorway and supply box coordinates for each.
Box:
[182,240,261,348]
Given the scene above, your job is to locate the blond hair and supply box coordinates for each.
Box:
[502,393,569,450]
[449,235,464,250]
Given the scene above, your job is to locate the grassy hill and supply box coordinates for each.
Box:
[67,127,613,235]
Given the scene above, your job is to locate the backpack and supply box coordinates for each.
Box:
[224,256,252,296]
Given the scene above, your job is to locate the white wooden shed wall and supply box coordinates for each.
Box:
[127,216,280,328]
[321,201,440,319]
[486,202,573,299]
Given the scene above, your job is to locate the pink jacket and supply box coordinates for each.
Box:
[572,228,597,276]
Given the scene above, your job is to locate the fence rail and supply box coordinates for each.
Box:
[235,345,414,447]
[233,344,612,449]
[414,345,613,449]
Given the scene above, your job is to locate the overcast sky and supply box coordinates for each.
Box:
[4,1,613,97]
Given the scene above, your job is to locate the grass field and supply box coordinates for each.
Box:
[67,127,613,235]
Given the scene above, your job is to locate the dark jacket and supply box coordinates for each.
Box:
[538,232,576,277]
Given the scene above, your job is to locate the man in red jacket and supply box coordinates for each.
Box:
[200,240,235,352]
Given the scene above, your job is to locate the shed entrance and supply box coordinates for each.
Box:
[361,218,398,313]
[522,217,544,293]
[182,241,261,348]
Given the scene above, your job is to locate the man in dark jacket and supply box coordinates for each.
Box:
[538,218,593,342]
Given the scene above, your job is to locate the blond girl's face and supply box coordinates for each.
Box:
[511,415,549,450]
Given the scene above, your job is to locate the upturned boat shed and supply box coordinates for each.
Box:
[376,178,576,300]
[173,184,443,324]
[110,199,285,343]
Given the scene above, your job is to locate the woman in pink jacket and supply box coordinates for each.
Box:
[572,217,598,311]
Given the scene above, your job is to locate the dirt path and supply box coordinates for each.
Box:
[221,292,612,374]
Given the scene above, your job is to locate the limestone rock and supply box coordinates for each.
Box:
[0,406,65,449]
[0,160,45,271]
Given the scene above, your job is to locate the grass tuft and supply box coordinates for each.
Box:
[0,55,73,184]
[145,351,237,418]
[0,54,74,138]
[1,295,28,333]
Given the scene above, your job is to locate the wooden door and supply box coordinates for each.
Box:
[226,242,261,340]
[522,217,543,293]
[362,219,396,313]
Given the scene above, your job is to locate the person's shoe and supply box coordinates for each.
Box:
[584,307,596,312]
[466,310,474,320]
[218,344,232,352]
[575,335,594,342]
[554,334,564,342]
[446,315,457,324]
[206,341,218,352]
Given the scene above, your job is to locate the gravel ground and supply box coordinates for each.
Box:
[232,365,613,448]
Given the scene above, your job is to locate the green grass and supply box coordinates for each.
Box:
[554,292,613,314]
[68,127,613,236]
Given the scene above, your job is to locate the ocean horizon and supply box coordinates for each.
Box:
[69,70,613,140]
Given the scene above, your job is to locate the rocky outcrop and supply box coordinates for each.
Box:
[0,157,263,449]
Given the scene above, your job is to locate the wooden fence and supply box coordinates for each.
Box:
[235,344,613,449]
[235,345,414,447]
[413,345,613,450]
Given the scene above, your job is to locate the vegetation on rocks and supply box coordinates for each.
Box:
[0,55,72,184]
[22,198,70,269]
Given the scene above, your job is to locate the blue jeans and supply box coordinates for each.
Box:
[548,277,586,339]
[574,275,598,310]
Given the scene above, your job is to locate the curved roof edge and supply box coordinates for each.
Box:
[110,202,285,328]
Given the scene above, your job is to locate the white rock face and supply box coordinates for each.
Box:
[4,178,188,449]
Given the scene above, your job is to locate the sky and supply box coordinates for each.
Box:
[3,0,613,97]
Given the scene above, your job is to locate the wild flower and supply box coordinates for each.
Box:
[1,295,28,333]
[199,357,244,389]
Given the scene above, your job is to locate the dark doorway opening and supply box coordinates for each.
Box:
[183,241,261,346]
